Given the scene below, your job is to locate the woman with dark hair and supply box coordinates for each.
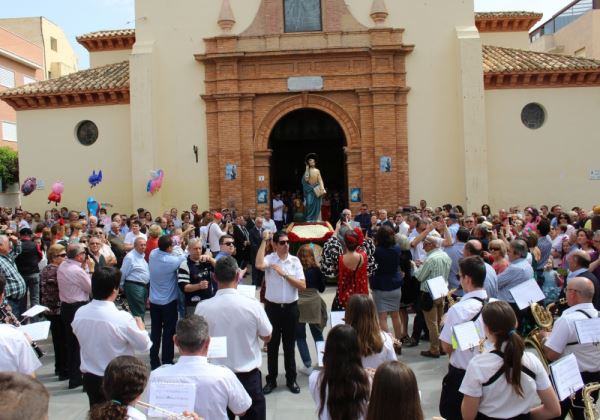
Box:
[460,301,560,420]
[346,294,396,369]
[366,361,424,420]
[371,226,403,350]
[295,244,326,375]
[524,207,540,234]
[87,355,149,420]
[575,228,597,259]
[481,204,491,221]
[308,324,371,420]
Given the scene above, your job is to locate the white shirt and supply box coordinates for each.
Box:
[263,252,304,303]
[263,218,277,233]
[409,228,426,262]
[545,302,600,373]
[361,332,397,369]
[149,355,252,420]
[0,324,41,375]
[272,199,284,221]
[207,223,226,252]
[460,350,551,418]
[397,221,409,236]
[127,406,146,420]
[72,300,152,376]
[195,288,272,372]
[440,289,491,370]
[124,231,147,245]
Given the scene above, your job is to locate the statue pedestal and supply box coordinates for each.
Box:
[286,221,334,255]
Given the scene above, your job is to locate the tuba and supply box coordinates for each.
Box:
[524,301,556,371]
[582,382,600,420]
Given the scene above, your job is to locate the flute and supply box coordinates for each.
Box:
[135,401,196,419]
[0,303,44,358]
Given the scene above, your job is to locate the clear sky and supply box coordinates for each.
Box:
[0,0,574,70]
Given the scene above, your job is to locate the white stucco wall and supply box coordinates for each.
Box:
[90,50,131,68]
[480,31,531,50]
[133,0,480,212]
[17,105,132,213]
[485,87,600,211]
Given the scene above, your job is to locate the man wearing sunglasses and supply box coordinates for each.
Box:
[255,230,306,395]
[215,235,247,279]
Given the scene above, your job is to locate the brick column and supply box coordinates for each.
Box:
[357,90,375,207]
[239,95,256,211]
[345,147,362,213]
[216,96,243,209]
[254,150,272,213]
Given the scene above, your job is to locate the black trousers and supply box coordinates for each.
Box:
[439,364,466,420]
[149,300,178,370]
[46,313,68,377]
[411,290,429,343]
[265,300,299,385]
[558,370,600,420]
[227,368,265,420]
[61,301,87,386]
[476,413,530,420]
[251,266,264,287]
[83,372,106,407]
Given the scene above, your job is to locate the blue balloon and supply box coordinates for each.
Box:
[87,197,99,216]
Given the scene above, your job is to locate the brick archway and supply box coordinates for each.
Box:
[254,94,360,151]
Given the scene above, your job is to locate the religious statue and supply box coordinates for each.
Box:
[302,153,326,222]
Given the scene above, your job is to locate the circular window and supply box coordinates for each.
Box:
[76,120,99,146]
[521,103,545,129]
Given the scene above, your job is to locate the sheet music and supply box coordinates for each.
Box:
[509,279,545,310]
[574,317,600,345]
[148,382,196,418]
[21,305,49,318]
[207,336,227,359]
[452,321,481,351]
[549,354,584,401]
[316,341,325,367]
[18,321,50,341]
[237,285,256,299]
[330,311,345,328]
[426,276,449,300]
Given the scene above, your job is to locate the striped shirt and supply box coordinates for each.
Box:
[415,248,451,292]
[0,242,25,300]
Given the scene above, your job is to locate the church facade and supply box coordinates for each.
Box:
[2,0,600,215]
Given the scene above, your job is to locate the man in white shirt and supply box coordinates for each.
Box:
[196,256,272,419]
[0,275,41,376]
[542,277,600,419]
[272,194,284,231]
[123,220,147,252]
[149,315,252,420]
[207,213,230,256]
[72,266,152,407]
[255,230,306,394]
[262,211,277,234]
[439,256,491,420]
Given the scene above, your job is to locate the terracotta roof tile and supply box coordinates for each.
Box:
[483,45,600,73]
[475,11,542,19]
[76,29,135,41]
[0,61,129,98]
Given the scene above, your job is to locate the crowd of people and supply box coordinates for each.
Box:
[0,199,598,419]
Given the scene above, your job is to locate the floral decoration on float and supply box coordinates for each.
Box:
[286,221,334,243]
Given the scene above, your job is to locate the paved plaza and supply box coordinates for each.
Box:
[39,282,449,420]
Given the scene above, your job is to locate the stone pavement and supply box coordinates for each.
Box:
[41,285,448,419]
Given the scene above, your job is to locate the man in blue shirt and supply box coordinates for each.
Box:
[497,239,533,329]
[353,203,371,233]
[148,235,186,369]
[120,237,150,318]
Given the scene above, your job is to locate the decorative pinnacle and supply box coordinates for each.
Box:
[218,0,236,33]
[370,0,389,25]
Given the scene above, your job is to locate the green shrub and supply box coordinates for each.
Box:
[0,147,19,191]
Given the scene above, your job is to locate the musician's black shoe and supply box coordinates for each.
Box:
[58,373,69,381]
[286,381,300,394]
[262,382,277,395]
[68,379,83,389]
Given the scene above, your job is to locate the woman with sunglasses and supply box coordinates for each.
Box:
[40,244,68,380]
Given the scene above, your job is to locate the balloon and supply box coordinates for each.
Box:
[88,170,103,188]
[146,169,164,195]
[86,197,99,216]
[47,181,64,205]
[20,177,37,196]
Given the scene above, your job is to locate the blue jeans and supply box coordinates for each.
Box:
[295,322,324,367]
[19,273,40,321]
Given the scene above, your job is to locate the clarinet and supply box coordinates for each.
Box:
[0,303,44,358]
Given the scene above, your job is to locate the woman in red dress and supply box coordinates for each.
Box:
[334,227,369,310]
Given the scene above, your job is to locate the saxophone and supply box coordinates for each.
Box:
[582,382,600,420]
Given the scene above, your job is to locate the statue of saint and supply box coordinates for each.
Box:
[302,153,326,222]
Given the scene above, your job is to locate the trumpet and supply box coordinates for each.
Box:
[0,303,44,358]
[582,382,600,420]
